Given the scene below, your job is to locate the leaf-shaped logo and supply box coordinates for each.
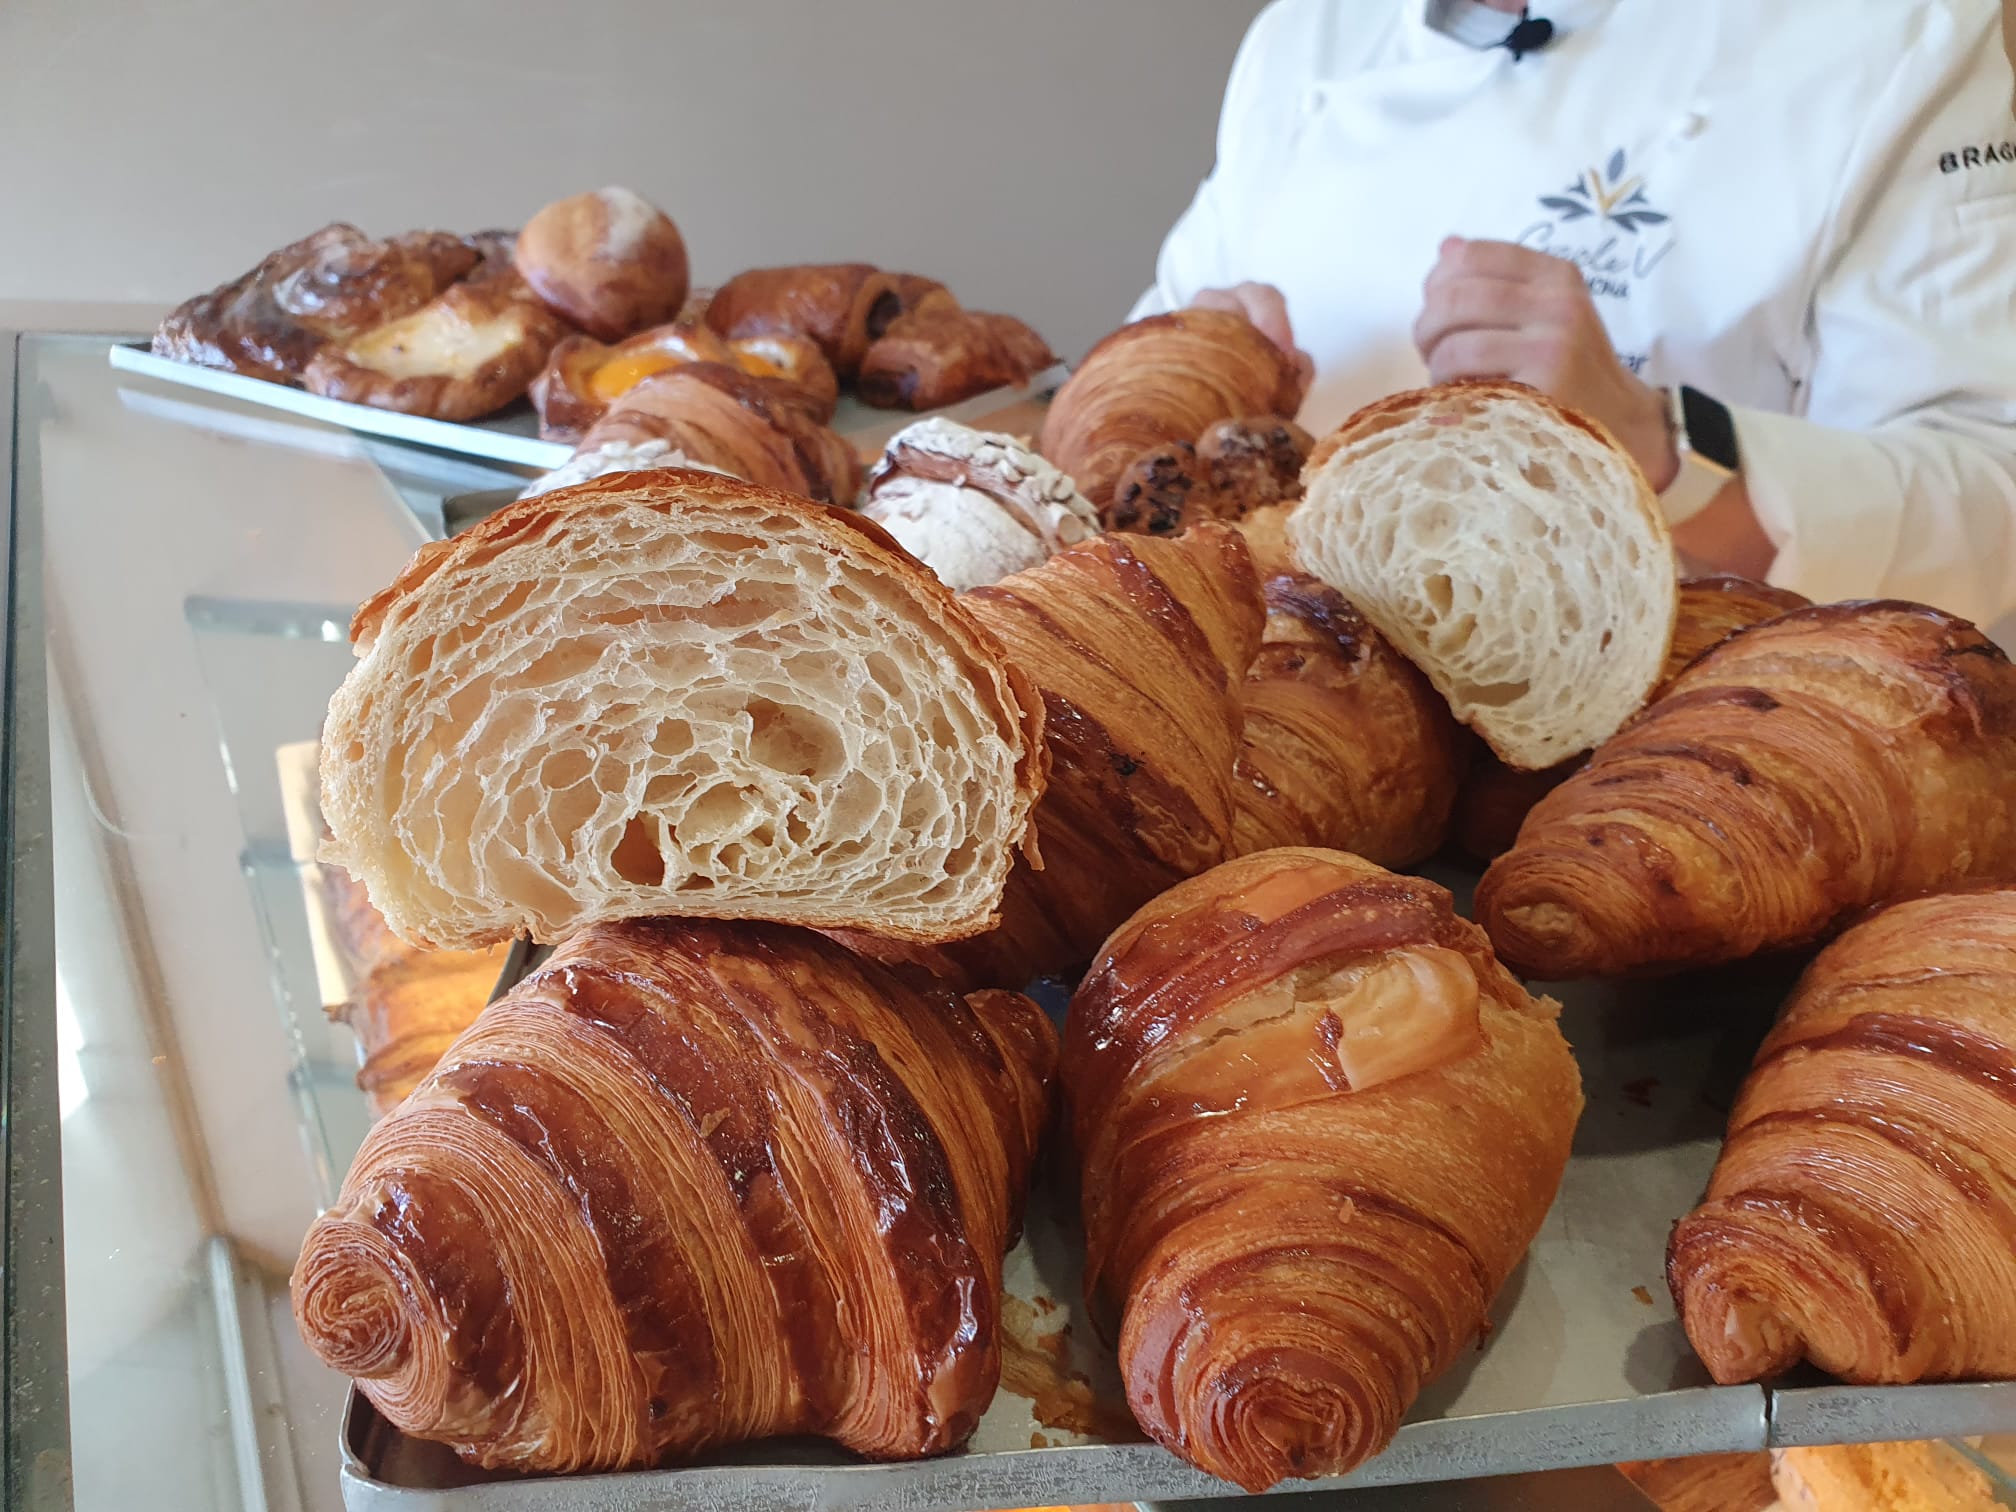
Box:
[1606,148,1628,183]
[1539,147,1670,234]
[1539,196,1592,220]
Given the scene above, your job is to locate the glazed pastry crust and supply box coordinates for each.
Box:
[514,187,690,342]
[856,305,1054,411]
[532,323,838,441]
[706,263,908,377]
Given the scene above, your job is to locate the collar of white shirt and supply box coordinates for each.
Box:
[1417,0,1617,52]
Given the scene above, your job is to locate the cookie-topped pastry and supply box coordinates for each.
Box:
[861,418,1098,591]
[152,223,478,383]
[514,187,690,341]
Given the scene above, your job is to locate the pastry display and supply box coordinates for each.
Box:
[513,186,690,342]
[856,303,1055,411]
[1453,574,1811,860]
[301,275,567,422]
[1038,308,1306,507]
[569,364,861,503]
[706,263,916,377]
[1669,889,2016,1385]
[1231,574,1468,866]
[318,472,1044,951]
[1476,601,2016,979]
[1291,380,1678,770]
[1065,848,1581,1492]
[152,224,478,383]
[858,418,1098,591]
[531,322,839,441]
[292,916,1058,1471]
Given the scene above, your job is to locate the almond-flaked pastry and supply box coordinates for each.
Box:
[319,471,1047,951]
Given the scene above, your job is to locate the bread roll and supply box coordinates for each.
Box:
[320,472,1046,951]
[515,187,690,342]
[1290,380,1677,770]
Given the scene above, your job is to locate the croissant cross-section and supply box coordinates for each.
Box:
[319,472,1045,950]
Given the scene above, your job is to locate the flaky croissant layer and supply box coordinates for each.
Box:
[293,918,1058,1471]
[1067,848,1581,1492]
[1670,888,2016,1387]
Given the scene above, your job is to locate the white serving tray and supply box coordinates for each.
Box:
[108,342,1070,475]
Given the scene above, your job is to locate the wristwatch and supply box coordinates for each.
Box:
[1657,385,1740,526]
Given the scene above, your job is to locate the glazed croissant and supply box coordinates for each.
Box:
[1475,602,2016,979]
[570,363,862,504]
[1669,888,2016,1386]
[1231,574,1469,867]
[293,917,1058,1471]
[1454,575,1811,861]
[706,263,941,377]
[1066,848,1581,1492]
[857,303,1054,411]
[320,472,1045,951]
[1039,309,1307,507]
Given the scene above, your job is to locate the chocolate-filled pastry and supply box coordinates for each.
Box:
[532,323,839,442]
[514,187,690,342]
[1453,575,1813,861]
[153,224,477,383]
[1066,849,1580,1492]
[1196,415,1314,515]
[302,275,566,422]
[857,305,1054,411]
[1670,889,2016,1387]
[1232,575,1469,867]
[573,364,861,503]
[886,272,954,317]
[1103,442,1223,536]
[319,472,1044,950]
[293,916,1058,1471]
[1476,601,2016,979]
[860,418,1097,591]
[706,263,907,377]
[1039,308,1306,507]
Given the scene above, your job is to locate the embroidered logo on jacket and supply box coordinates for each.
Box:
[1539,149,1671,233]
[1940,141,2016,173]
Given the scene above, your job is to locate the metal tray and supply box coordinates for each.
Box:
[107,342,1070,474]
[320,859,2016,1511]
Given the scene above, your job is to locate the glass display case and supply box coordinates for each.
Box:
[5,329,2015,1512]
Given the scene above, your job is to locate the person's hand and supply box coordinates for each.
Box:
[1192,282,1316,391]
[1413,238,1678,489]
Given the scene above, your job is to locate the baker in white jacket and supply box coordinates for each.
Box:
[1136,0,2016,631]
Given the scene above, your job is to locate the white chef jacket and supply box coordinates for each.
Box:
[1135,0,2016,632]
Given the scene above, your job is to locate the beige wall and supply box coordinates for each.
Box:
[0,0,1264,358]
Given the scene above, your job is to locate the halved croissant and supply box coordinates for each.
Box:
[319,472,1045,951]
[1453,575,1811,861]
[573,364,861,503]
[1067,848,1581,1492]
[1475,601,2016,979]
[293,917,1058,1471]
[1040,309,1306,507]
[1670,888,2016,1386]
[532,323,839,441]
[1231,574,1469,866]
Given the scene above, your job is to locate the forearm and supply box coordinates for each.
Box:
[1671,477,1776,582]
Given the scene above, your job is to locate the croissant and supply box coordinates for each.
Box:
[1231,574,1469,866]
[533,323,839,441]
[319,471,1045,951]
[1475,601,2016,979]
[856,304,1054,411]
[1453,575,1811,861]
[1039,309,1306,507]
[706,263,935,377]
[1668,888,2016,1386]
[573,364,861,503]
[1066,848,1582,1492]
[293,916,1058,1470]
